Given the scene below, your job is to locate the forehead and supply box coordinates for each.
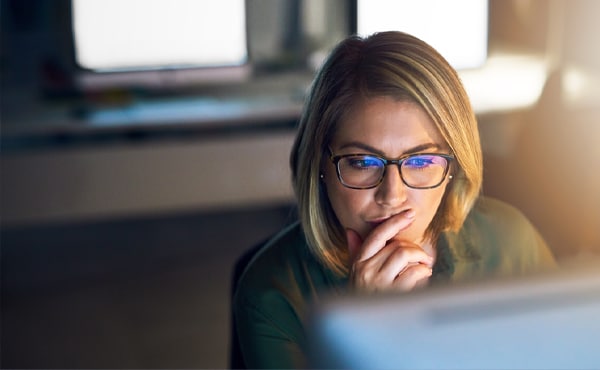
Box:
[332,97,446,154]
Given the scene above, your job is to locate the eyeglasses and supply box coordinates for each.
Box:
[330,152,454,189]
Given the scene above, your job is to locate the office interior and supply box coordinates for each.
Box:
[1,0,599,368]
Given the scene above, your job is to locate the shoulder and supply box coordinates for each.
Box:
[233,221,340,313]
[232,222,322,367]
[232,221,342,356]
[450,196,557,276]
[468,196,534,234]
[236,222,311,293]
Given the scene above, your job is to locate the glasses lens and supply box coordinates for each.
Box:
[401,154,449,188]
[337,155,385,188]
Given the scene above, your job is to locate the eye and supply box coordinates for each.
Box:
[404,155,436,169]
[347,156,383,170]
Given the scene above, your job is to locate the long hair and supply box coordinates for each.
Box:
[290,31,483,276]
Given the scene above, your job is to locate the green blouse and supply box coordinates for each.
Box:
[232,197,557,368]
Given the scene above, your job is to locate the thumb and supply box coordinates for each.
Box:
[345,228,363,262]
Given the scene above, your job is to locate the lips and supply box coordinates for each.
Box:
[367,209,413,227]
[367,219,387,227]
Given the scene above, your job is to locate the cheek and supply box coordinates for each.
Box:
[324,178,368,228]
[414,185,447,222]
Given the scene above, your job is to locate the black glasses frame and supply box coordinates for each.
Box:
[329,152,454,190]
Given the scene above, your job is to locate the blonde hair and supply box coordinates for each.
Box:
[290,31,483,276]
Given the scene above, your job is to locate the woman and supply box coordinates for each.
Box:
[232,31,556,368]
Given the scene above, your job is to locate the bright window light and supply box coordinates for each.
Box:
[72,0,247,72]
[459,53,548,114]
[562,65,600,108]
[356,0,488,70]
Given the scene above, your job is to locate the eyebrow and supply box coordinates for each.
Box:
[337,141,444,156]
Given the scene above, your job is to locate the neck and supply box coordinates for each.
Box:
[419,238,437,261]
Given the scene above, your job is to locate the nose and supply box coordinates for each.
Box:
[374,165,408,207]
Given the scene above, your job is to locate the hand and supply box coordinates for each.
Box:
[346,213,434,293]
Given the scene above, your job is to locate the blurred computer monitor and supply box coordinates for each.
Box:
[309,263,600,369]
[71,0,250,91]
[352,0,488,70]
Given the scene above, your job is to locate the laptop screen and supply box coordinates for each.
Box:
[309,263,600,369]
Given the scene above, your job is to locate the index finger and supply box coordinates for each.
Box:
[356,210,415,262]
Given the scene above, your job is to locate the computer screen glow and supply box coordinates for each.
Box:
[357,0,488,70]
[72,0,247,72]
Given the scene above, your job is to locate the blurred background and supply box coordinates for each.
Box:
[1,0,599,368]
